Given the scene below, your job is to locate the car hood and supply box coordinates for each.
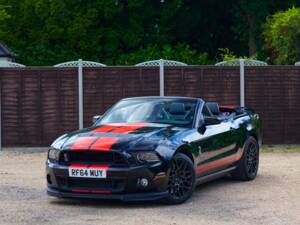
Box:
[57,122,188,152]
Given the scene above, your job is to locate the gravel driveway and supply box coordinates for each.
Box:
[0,151,299,225]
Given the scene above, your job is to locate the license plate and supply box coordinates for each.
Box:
[68,168,107,178]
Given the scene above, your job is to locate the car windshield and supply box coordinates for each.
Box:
[97,98,198,127]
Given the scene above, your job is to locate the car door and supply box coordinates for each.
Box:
[190,104,238,177]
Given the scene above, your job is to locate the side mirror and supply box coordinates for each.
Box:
[197,117,221,134]
[204,117,221,126]
[92,115,102,124]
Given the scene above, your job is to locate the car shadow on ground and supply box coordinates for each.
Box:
[48,172,274,209]
[48,175,258,209]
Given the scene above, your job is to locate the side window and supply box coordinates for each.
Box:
[196,102,213,127]
[202,104,213,118]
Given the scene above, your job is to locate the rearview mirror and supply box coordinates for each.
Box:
[92,115,102,124]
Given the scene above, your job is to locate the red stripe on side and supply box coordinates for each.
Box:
[71,137,98,150]
[196,150,243,174]
[90,137,119,151]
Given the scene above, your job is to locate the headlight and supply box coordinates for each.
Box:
[132,151,160,163]
[48,149,60,162]
[51,134,67,149]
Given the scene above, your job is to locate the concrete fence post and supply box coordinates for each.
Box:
[78,59,84,129]
[159,59,164,96]
[0,83,2,151]
[239,59,245,107]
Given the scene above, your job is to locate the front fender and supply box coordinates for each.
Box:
[156,142,196,163]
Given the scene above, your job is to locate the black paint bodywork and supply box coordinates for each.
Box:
[46,97,262,201]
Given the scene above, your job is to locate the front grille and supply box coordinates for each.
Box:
[59,150,128,166]
[56,177,125,192]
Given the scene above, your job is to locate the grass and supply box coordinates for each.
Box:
[262,145,300,153]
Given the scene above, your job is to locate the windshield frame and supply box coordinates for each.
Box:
[94,97,204,128]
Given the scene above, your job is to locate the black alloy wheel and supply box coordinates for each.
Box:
[164,153,195,204]
[231,136,259,181]
[246,140,259,178]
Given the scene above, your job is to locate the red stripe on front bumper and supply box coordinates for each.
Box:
[69,164,109,169]
[71,189,111,194]
[69,164,111,194]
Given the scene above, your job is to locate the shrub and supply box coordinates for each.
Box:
[263,7,300,64]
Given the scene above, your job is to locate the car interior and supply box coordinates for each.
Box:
[204,102,235,121]
[155,101,236,125]
[151,101,196,126]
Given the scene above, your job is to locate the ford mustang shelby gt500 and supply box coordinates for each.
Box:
[47,96,261,204]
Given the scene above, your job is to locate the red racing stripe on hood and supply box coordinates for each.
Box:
[91,122,148,134]
[110,122,148,134]
[71,136,98,150]
[70,123,149,151]
[91,125,119,133]
[90,137,119,151]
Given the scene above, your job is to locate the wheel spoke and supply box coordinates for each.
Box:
[168,157,194,200]
[245,142,258,176]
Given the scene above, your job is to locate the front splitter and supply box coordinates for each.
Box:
[47,187,168,202]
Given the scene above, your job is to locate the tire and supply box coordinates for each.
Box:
[231,136,259,181]
[163,153,196,204]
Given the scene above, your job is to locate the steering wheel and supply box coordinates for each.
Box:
[183,110,193,121]
[160,108,170,120]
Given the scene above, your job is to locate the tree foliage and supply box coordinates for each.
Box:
[117,43,212,65]
[0,0,300,65]
[0,5,10,21]
[263,7,300,64]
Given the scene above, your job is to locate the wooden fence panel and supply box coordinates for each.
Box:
[165,66,240,105]
[0,69,22,146]
[83,67,159,127]
[0,68,77,146]
[246,67,300,144]
[0,66,299,146]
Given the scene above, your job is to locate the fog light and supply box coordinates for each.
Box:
[137,178,149,188]
[47,174,52,184]
[63,152,69,162]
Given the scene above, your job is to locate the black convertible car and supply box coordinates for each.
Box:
[47,96,261,204]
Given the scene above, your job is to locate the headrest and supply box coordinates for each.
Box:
[169,102,186,115]
[206,102,220,115]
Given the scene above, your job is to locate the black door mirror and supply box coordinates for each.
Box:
[197,117,221,134]
[204,117,221,126]
[92,115,102,124]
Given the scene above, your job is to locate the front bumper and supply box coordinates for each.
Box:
[46,160,169,201]
[47,187,168,201]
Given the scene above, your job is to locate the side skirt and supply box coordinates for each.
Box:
[195,166,236,186]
